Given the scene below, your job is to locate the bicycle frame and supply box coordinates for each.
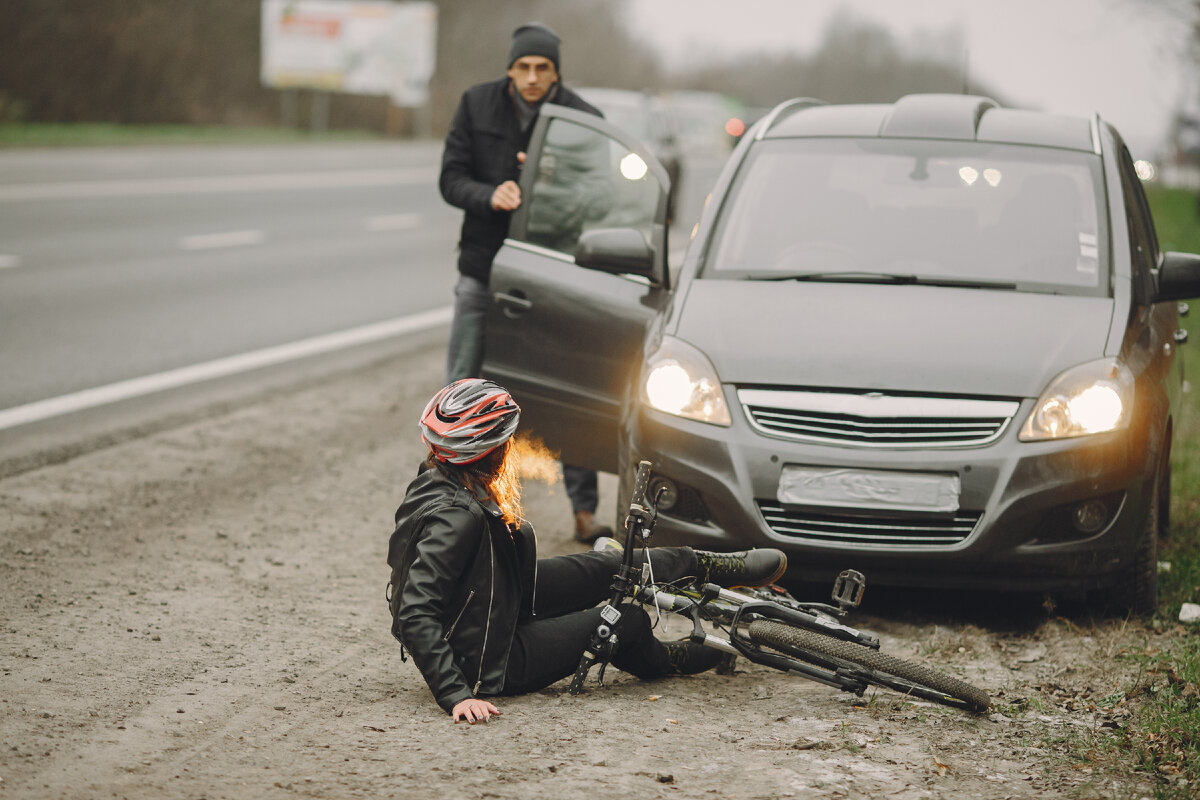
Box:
[570,459,877,698]
[633,583,883,697]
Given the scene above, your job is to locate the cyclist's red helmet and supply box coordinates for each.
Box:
[419,378,521,465]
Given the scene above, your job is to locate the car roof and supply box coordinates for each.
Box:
[575,87,652,107]
[761,93,1099,153]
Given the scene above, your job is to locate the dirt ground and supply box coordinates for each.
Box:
[0,340,1170,799]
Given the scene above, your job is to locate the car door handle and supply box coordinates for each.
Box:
[494,290,532,318]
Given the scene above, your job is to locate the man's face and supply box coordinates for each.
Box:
[507,56,558,104]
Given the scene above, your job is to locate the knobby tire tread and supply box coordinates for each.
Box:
[748,619,990,712]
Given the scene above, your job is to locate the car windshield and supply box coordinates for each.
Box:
[701,138,1108,295]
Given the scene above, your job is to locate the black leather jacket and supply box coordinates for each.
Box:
[387,467,537,713]
[438,76,600,281]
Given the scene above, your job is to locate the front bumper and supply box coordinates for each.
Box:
[626,395,1157,596]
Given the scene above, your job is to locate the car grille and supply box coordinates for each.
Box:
[737,388,1019,448]
[757,501,981,546]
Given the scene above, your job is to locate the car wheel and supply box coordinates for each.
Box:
[1158,454,1172,540]
[1106,467,1160,618]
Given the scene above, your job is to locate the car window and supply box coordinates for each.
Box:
[1116,146,1156,300]
[701,138,1109,296]
[1116,144,1161,304]
[522,116,663,258]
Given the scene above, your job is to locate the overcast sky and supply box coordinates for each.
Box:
[626,0,1196,157]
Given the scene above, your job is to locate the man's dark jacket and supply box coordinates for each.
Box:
[387,466,538,713]
[439,76,601,282]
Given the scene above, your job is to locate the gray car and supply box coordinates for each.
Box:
[482,93,1200,614]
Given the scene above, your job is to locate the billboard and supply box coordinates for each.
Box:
[261,0,436,105]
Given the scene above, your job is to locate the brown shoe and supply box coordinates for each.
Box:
[574,511,614,544]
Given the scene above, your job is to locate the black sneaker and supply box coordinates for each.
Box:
[694,548,787,588]
[663,639,724,676]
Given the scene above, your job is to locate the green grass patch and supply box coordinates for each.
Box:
[1150,187,1200,255]
[1119,637,1200,798]
[1152,186,1200,615]
[0,122,384,147]
[1119,185,1200,799]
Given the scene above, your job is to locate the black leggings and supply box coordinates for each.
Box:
[500,547,698,696]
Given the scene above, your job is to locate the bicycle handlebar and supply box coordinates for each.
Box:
[569,460,655,695]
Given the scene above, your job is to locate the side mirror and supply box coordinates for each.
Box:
[1155,251,1200,302]
[574,227,656,279]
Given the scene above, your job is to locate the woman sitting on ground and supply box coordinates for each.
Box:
[386,378,787,723]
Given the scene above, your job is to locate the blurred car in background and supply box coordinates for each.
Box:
[482,94,1200,616]
[576,87,684,210]
[665,89,748,154]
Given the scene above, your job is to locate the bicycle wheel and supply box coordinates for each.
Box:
[747,619,990,712]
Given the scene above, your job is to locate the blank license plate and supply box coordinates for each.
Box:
[777,466,960,513]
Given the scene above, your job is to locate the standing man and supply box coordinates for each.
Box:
[438,22,612,544]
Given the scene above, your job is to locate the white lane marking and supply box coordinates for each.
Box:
[0,167,437,202]
[180,230,265,250]
[0,306,452,432]
[0,255,20,269]
[364,213,421,232]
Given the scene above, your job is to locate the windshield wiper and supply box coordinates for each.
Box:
[752,272,1017,290]
[755,271,918,283]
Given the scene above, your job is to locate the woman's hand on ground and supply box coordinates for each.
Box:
[452,698,501,724]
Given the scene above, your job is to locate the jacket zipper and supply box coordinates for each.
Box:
[529,522,539,617]
[475,530,496,695]
[443,588,476,642]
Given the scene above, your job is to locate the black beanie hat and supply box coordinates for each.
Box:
[508,22,560,70]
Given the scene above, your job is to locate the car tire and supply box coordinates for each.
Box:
[1158,454,1172,540]
[1106,467,1160,618]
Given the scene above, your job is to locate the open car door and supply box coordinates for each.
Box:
[482,104,672,473]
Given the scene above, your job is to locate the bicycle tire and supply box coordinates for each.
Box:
[747,619,990,712]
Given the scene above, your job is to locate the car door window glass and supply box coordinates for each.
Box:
[1116,145,1159,302]
[523,117,662,257]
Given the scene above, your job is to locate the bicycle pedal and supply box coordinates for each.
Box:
[832,569,866,610]
[716,653,738,675]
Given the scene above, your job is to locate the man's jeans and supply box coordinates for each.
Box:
[445,273,600,514]
[446,274,490,385]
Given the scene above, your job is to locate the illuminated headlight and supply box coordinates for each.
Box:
[1019,358,1134,441]
[642,336,731,426]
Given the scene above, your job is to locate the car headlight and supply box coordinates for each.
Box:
[1019,358,1134,441]
[642,336,731,426]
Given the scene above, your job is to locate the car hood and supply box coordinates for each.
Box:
[671,281,1115,397]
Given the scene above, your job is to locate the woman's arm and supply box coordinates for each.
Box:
[396,506,483,713]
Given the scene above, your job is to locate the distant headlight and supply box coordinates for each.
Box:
[1019,358,1134,441]
[642,336,731,426]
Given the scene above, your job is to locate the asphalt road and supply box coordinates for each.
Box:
[0,141,459,410]
[0,137,728,469]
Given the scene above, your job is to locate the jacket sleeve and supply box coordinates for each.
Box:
[439,92,502,217]
[396,505,483,714]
